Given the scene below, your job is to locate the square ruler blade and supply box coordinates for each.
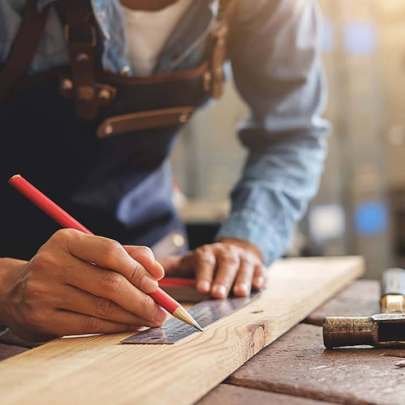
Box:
[121,294,259,345]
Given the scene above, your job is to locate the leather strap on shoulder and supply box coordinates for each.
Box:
[0,0,50,102]
[59,0,99,120]
[208,0,238,98]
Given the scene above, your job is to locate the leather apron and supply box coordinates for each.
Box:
[0,0,234,259]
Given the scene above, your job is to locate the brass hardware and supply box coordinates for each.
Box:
[179,113,189,124]
[77,85,95,101]
[203,71,212,92]
[76,53,90,63]
[381,295,405,313]
[99,88,112,101]
[104,124,113,136]
[61,78,73,92]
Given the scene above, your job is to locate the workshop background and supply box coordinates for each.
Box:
[172,0,405,279]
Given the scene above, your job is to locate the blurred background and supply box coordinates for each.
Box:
[171,0,405,279]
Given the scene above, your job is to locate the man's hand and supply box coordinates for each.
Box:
[0,229,166,342]
[162,239,266,299]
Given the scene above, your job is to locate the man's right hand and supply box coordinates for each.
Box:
[0,229,167,342]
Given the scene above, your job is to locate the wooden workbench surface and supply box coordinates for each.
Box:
[1,277,401,404]
[199,279,405,405]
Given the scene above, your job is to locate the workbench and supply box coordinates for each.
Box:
[1,279,404,404]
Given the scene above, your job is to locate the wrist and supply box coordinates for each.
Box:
[0,258,27,326]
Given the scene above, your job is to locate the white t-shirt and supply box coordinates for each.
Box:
[120,0,193,76]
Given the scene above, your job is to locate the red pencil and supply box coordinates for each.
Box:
[159,278,195,288]
[9,174,203,332]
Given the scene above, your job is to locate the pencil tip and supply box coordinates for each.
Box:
[193,322,204,332]
[173,306,204,332]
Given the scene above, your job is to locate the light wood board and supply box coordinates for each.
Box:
[0,257,364,405]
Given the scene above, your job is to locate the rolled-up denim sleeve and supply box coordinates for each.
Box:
[0,326,8,338]
[216,0,330,265]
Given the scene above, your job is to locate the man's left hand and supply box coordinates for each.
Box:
[161,239,266,299]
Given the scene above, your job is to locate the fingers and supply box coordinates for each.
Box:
[211,251,240,299]
[124,245,164,281]
[63,255,166,326]
[253,264,266,290]
[55,284,160,327]
[191,242,266,299]
[194,248,216,294]
[51,310,135,336]
[233,260,254,297]
[52,229,158,294]
[11,231,169,340]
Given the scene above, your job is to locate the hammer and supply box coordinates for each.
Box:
[323,268,405,348]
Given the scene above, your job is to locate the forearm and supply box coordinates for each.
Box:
[220,0,329,265]
[217,130,327,265]
[0,259,42,347]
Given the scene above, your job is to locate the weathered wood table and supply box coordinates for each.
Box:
[198,280,405,405]
[1,280,404,404]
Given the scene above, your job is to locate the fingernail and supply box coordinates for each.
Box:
[212,285,226,298]
[197,281,210,293]
[254,276,264,289]
[155,262,165,280]
[235,283,248,296]
[149,262,165,281]
[154,308,167,325]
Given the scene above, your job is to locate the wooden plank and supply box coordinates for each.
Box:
[0,257,363,405]
[305,280,380,326]
[229,323,405,404]
[197,384,334,405]
[0,343,27,362]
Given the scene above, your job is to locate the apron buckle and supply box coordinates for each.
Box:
[59,75,117,107]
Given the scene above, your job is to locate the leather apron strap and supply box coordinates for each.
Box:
[0,0,238,128]
[208,0,238,99]
[59,0,100,120]
[0,0,50,102]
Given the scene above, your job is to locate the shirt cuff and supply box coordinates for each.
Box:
[0,326,9,339]
[216,210,288,267]
[0,328,44,348]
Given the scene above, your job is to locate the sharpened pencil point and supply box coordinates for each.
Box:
[193,322,204,332]
[173,306,204,331]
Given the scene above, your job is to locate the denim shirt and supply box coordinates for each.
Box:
[0,0,329,265]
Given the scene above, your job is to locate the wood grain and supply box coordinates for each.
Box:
[0,257,363,405]
[305,280,380,326]
[229,323,405,404]
[198,384,334,405]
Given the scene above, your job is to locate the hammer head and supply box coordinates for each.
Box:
[323,313,405,348]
